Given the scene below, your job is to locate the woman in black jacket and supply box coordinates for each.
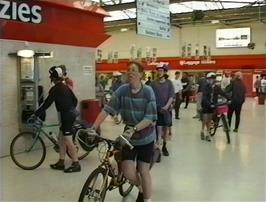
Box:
[227,72,246,133]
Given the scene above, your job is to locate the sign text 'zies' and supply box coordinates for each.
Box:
[0,0,42,24]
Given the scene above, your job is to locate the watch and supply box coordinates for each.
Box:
[133,126,138,132]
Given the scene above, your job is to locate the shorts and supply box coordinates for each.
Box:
[121,141,154,163]
[156,110,172,127]
[60,112,76,136]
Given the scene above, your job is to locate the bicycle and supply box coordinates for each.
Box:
[78,130,135,202]
[10,117,94,170]
[209,102,231,144]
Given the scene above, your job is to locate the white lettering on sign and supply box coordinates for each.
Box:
[0,0,42,24]
[179,60,216,66]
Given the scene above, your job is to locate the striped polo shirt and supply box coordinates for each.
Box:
[104,84,157,146]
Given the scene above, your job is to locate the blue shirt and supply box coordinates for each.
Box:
[104,84,157,146]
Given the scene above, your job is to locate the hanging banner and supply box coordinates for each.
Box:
[107,51,113,63]
[152,48,157,62]
[96,49,102,63]
[137,48,142,61]
[195,43,199,60]
[130,44,136,61]
[187,43,192,58]
[113,51,118,63]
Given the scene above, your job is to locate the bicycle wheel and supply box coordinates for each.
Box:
[79,167,108,202]
[118,177,134,197]
[221,115,230,144]
[210,117,219,136]
[10,132,46,170]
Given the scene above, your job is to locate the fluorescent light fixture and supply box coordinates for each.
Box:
[17,49,35,58]
[38,52,54,58]
[120,28,129,32]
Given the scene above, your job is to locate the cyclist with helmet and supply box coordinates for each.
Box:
[151,64,175,157]
[201,72,229,141]
[34,66,81,172]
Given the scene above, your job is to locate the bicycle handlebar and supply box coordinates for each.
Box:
[78,129,134,150]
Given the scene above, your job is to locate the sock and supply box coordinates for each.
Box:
[57,159,64,165]
[72,161,79,166]
[163,141,166,148]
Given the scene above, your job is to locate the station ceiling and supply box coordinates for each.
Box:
[94,0,266,31]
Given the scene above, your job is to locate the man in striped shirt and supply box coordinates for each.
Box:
[93,61,157,202]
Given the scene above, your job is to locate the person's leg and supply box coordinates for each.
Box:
[185,92,190,108]
[137,162,152,200]
[201,113,208,140]
[58,131,66,160]
[122,160,140,186]
[161,126,169,156]
[50,131,66,170]
[174,94,181,119]
[205,114,212,142]
[227,104,234,128]
[234,103,243,131]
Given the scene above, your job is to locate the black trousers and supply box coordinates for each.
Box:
[182,91,190,108]
[174,93,182,118]
[227,103,243,130]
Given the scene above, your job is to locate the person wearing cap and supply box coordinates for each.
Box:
[92,61,157,202]
[227,72,246,133]
[34,66,81,172]
[201,72,229,141]
[151,64,175,157]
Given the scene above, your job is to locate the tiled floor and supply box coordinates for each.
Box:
[1,99,265,202]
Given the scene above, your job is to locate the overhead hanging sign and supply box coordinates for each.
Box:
[0,0,42,23]
[137,0,170,39]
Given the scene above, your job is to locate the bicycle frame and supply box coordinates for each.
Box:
[31,123,60,149]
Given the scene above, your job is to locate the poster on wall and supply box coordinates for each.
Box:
[137,0,170,39]
[83,66,93,76]
[216,27,251,48]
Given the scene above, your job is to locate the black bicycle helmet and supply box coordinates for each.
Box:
[49,66,63,80]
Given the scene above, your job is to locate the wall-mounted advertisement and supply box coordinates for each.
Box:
[137,0,170,39]
[216,27,251,48]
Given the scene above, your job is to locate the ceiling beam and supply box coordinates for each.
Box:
[101,0,262,11]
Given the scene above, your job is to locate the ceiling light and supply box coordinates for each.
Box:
[17,49,35,58]
[120,28,129,32]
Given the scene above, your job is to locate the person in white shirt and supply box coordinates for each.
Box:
[221,73,231,90]
[261,76,266,94]
[172,71,183,119]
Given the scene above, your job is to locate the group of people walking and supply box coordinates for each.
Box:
[33,61,246,202]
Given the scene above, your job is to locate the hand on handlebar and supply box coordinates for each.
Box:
[122,126,135,140]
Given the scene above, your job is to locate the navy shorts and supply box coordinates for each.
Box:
[59,112,76,136]
[121,141,154,163]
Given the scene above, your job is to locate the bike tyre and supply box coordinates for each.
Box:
[10,132,46,170]
[221,115,231,144]
[78,167,108,202]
